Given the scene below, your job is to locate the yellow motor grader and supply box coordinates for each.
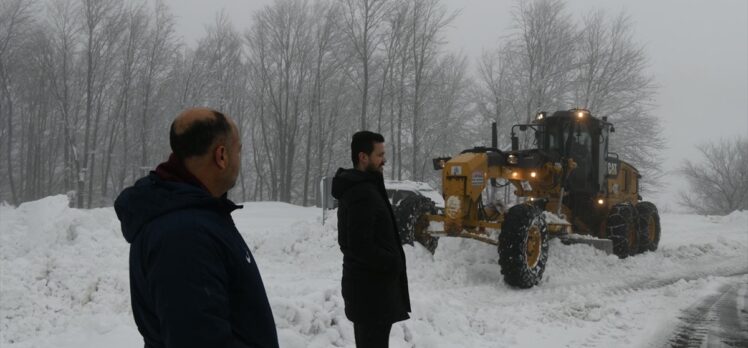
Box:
[394,109,661,288]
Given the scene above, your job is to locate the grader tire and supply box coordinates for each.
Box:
[607,203,639,258]
[394,195,439,254]
[636,201,661,252]
[498,204,549,289]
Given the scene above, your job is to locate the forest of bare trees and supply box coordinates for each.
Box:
[0,0,662,208]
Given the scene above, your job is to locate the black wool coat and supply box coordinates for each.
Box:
[331,168,411,324]
[115,173,279,348]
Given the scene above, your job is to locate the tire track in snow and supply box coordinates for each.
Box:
[665,276,748,348]
[602,267,748,298]
[580,267,748,348]
[482,257,747,308]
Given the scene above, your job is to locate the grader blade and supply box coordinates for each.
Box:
[559,235,614,254]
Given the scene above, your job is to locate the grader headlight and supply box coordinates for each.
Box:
[507,154,519,164]
[530,171,537,178]
[574,109,590,119]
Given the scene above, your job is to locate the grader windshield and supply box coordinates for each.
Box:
[509,110,611,193]
[537,110,611,193]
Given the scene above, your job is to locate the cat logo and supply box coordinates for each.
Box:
[607,162,618,176]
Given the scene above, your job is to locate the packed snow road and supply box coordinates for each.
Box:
[1,196,746,347]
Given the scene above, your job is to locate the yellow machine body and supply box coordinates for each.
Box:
[425,110,643,247]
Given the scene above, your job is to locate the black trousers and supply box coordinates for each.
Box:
[353,321,392,348]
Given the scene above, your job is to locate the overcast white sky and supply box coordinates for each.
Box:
[164,0,747,211]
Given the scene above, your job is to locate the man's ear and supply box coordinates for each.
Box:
[358,152,368,165]
[215,145,228,170]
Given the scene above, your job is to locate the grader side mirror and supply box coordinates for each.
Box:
[610,126,615,133]
[511,135,519,151]
[432,157,451,170]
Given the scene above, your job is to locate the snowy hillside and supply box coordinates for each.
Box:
[1,196,746,347]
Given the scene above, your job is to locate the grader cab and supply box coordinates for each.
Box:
[394,109,661,288]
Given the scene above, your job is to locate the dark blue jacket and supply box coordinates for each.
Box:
[115,173,279,348]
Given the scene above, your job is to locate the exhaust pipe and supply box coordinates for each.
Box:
[491,122,498,148]
[490,122,498,193]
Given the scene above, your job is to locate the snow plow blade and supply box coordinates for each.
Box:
[559,235,614,255]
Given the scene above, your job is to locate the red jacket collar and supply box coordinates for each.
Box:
[153,153,210,192]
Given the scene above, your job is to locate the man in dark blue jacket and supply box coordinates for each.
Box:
[332,131,411,348]
[115,107,278,348]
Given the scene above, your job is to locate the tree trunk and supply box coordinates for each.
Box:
[302,115,313,206]
[0,61,18,205]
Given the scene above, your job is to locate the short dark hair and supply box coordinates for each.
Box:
[351,131,385,165]
[170,110,232,160]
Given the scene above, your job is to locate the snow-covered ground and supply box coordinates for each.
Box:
[1,196,746,347]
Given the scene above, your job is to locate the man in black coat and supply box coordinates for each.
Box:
[115,108,279,348]
[331,131,411,348]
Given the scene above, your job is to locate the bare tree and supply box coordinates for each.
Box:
[418,52,474,185]
[679,137,748,215]
[15,27,59,202]
[137,0,176,175]
[301,0,348,206]
[194,13,251,201]
[408,0,456,180]
[0,0,36,205]
[102,2,148,200]
[574,10,663,191]
[77,0,125,207]
[476,1,664,191]
[382,0,413,180]
[246,0,314,202]
[475,46,522,147]
[372,1,401,134]
[44,0,80,201]
[510,0,576,123]
[340,0,388,130]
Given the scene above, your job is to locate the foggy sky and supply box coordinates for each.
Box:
[164,0,748,211]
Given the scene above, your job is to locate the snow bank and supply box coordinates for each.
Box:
[1,197,746,347]
[720,210,748,227]
[0,196,135,347]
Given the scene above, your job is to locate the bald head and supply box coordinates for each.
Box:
[173,107,218,134]
[170,107,234,160]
